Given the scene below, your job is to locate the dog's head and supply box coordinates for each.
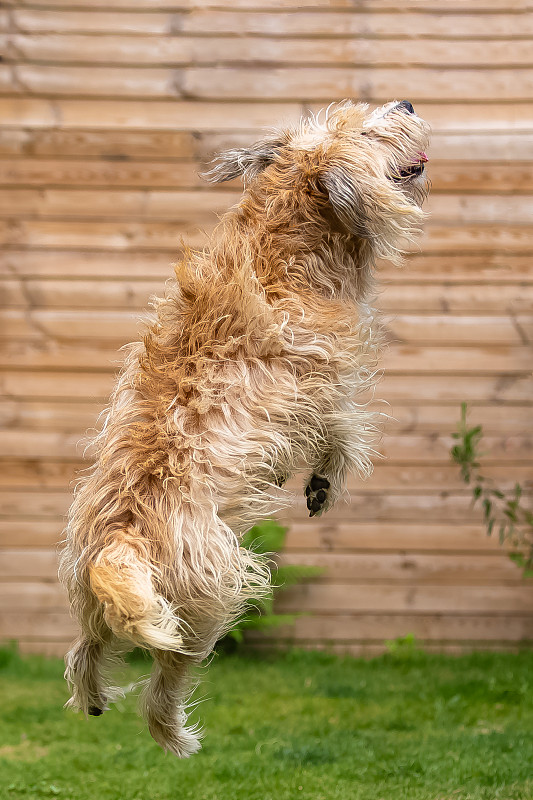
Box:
[205,100,430,264]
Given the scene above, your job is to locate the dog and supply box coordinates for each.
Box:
[59,99,430,757]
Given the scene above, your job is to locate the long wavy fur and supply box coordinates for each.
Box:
[59,100,430,757]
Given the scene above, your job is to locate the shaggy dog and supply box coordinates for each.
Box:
[59,100,430,757]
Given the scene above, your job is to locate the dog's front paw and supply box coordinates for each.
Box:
[305,474,331,517]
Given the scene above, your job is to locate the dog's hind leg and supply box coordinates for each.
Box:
[140,650,201,758]
[64,620,125,717]
[64,629,109,716]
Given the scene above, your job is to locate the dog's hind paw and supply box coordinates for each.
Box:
[305,474,331,517]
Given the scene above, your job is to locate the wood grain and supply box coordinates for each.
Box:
[1,0,532,655]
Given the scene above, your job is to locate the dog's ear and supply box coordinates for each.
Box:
[202,132,288,184]
[322,160,425,260]
[321,163,372,240]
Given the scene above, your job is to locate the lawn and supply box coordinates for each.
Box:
[1,644,532,800]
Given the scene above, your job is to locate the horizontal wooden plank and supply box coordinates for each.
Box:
[0,190,531,226]
[2,308,530,345]
[3,278,533,316]
[0,279,168,309]
[0,309,144,340]
[5,34,533,69]
[429,162,533,194]
[0,188,237,219]
[0,519,64,547]
[2,398,531,436]
[0,219,209,250]
[0,490,72,517]
[0,371,114,400]
[1,458,531,495]
[2,428,532,464]
[0,548,58,579]
[0,128,208,159]
[2,249,532,282]
[10,9,533,38]
[279,551,526,585]
[252,613,533,643]
[0,159,210,189]
[0,399,104,431]
[382,374,533,403]
[276,583,533,614]
[0,611,76,639]
[385,404,533,434]
[426,195,533,226]
[8,1,531,11]
[285,522,506,553]
[184,67,533,102]
[10,9,173,35]
[0,460,80,489]
[2,488,530,522]
[17,641,72,657]
[14,640,533,658]
[0,128,531,167]
[395,253,533,282]
[2,98,533,134]
[2,340,531,375]
[285,492,532,524]
[0,248,176,278]
[385,315,532,346]
[0,609,515,645]
[0,97,304,131]
[383,346,533,374]
[2,158,531,197]
[0,580,67,611]
[5,64,533,103]
[0,518,504,552]
[422,225,533,253]
[381,283,533,313]
[3,220,533,254]
[0,608,524,642]
[0,547,525,584]
[2,370,532,403]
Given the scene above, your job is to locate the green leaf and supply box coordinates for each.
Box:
[240,613,300,631]
[275,564,324,589]
[509,551,526,568]
[499,524,506,545]
[241,519,288,554]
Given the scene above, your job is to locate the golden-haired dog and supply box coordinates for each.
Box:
[59,100,430,756]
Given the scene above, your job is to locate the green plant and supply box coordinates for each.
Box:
[221,519,323,647]
[451,402,533,575]
[385,633,422,659]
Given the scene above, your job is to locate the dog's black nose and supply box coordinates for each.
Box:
[397,100,415,114]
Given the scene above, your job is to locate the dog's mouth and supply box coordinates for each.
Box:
[392,152,428,182]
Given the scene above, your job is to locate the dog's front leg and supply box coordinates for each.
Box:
[304,412,374,517]
[304,449,345,518]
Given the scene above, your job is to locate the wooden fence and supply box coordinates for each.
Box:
[1,1,532,655]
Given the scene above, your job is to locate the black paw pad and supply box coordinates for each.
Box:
[310,475,330,492]
[305,474,331,517]
[88,706,103,716]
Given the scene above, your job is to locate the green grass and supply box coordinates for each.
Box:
[1,644,533,800]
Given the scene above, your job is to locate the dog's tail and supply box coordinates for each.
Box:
[88,528,184,652]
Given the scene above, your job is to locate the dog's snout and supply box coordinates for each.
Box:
[397,100,415,114]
